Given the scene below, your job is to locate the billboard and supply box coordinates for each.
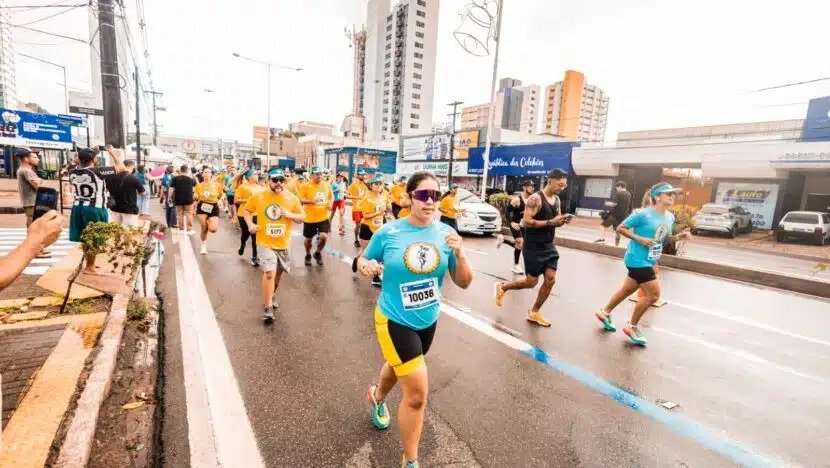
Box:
[801,96,830,143]
[396,160,469,177]
[453,130,479,160]
[253,126,280,142]
[468,142,574,176]
[402,134,451,161]
[714,182,780,229]
[0,107,73,149]
[323,146,397,179]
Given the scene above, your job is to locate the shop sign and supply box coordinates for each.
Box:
[714,182,779,229]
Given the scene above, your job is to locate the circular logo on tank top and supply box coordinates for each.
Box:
[654,224,670,242]
[403,242,440,275]
[264,204,282,220]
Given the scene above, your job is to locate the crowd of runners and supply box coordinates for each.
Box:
[162,164,688,468]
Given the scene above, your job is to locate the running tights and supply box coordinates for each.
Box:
[238,216,258,259]
[513,248,521,265]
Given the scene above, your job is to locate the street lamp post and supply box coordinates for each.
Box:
[231,52,301,168]
[480,0,505,200]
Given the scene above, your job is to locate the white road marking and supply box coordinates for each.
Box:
[652,326,828,385]
[667,300,830,348]
[175,232,265,467]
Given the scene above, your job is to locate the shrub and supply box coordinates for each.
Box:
[488,193,514,227]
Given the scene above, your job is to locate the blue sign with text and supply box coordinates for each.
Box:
[0,107,73,148]
[468,142,575,176]
[801,96,830,143]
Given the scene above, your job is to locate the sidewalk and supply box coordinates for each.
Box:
[0,180,61,215]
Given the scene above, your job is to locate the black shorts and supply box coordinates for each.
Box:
[374,308,437,377]
[226,194,235,205]
[303,220,331,238]
[522,245,559,277]
[359,223,375,241]
[627,266,657,284]
[391,203,402,219]
[196,201,220,218]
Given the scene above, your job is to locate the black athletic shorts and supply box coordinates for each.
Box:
[359,223,375,241]
[391,203,402,219]
[627,266,657,284]
[303,220,331,238]
[374,308,437,377]
[196,201,220,218]
[226,194,235,205]
[522,244,559,277]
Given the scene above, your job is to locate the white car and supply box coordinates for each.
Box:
[776,211,830,246]
[692,203,753,238]
[451,188,502,235]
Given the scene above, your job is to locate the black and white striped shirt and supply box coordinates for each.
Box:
[69,166,116,209]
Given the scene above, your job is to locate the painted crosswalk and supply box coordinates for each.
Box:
[0,228,77,275]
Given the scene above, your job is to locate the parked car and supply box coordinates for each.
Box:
[692,203,753,238]
[453,188,502,235]
[776,211,830,246]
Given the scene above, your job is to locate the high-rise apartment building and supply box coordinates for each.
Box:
[361,0,440,140]
[460,77,540,133]
[0,1,17,109]
[543,70,609,142]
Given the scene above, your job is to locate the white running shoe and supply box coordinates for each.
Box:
[200,243,207,255]
[187,230,196,236]
[511,265,524,274]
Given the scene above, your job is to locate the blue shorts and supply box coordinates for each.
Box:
[69,206,109,242]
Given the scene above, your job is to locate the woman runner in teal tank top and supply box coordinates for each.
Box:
[357,172,473,468]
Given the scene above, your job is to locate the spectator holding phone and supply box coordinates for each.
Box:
[15,147,50,258]
[69,145,125,274]
[0,211,63,292]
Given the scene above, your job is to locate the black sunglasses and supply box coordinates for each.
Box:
[410,189,441,203]
[270,177,286,183]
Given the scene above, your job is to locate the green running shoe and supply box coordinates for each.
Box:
[367,385,390,430]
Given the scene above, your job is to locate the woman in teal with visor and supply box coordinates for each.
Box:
[594,182,692,346]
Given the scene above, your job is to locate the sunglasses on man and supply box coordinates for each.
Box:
[270,177,285,183]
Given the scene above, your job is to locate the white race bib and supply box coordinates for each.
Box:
[266,223,285,238]
[373,216,383,226]
[314,192,326,206]
[200,203,214,214]
[400,278,440,311]
[648,243,663,261]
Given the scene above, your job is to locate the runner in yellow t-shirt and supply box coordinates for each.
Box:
[194,167,226,255]
[389,176,408,219]
[353,174,391,286]
[439,183,466,232]
[242,168,305,323]
[298,165,334,266]
[234,170,267,266]
[347,169,370,247]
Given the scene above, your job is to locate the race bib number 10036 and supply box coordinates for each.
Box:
[400,278,439,311]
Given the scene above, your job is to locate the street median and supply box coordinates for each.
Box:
[554,236,830,300]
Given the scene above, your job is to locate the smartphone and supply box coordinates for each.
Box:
[563,213,575,222]
[97,145,107,151]
[32,187,59,221]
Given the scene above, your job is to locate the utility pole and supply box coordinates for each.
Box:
[134,66,141,167]
[446,101,464,185]
[98,0,125,147]
[144,90,163,146]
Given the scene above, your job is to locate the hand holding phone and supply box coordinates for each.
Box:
[32,187,59,222]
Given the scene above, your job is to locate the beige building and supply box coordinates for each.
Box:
[461,103,490,130]
[289,121,335,136]
[544,70,609,142]
[616,119,804,147]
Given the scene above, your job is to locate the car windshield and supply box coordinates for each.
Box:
[783,213,819,224]
[457,188,484,203]
[700,205,729,215]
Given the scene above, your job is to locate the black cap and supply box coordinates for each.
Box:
[77,148,97,163]
[14,147,39,158]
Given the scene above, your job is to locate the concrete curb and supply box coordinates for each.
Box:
[554,237,830,300]
[54,226,152,467]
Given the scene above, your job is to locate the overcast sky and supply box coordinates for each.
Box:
[10,0,830,144]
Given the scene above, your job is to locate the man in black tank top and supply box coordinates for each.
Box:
[494,169,572,327]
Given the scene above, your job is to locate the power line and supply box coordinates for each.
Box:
[1,3,86,8]
[9,24,87,42]
[748,77,830,93]
[12,5,81,27]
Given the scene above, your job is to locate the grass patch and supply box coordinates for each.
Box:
[0,306,21,315]
[127,299,150,321]
[66,298,97,315]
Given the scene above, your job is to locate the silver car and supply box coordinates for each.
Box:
[453,188,502,235]
[692,203,753,238]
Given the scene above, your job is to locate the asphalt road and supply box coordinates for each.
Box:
[157,214,829,467]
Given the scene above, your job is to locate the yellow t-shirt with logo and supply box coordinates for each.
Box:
[390,184,406,206]
[439,195,461,220]
[194,181,223,204]
[242,190,302,250]
[299,180,333,223]
[348,181,368,212]
[235,182,266,215]
[360,192,390,233]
